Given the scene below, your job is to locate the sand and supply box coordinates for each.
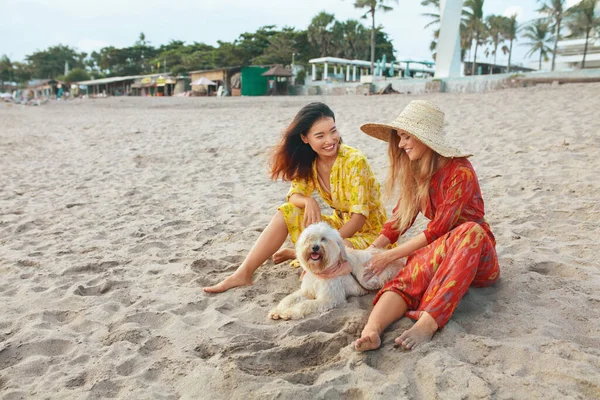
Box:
[1,84,599,399]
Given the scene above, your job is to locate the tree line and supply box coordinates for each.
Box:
[0,9,395,85]
[422,0,600,72]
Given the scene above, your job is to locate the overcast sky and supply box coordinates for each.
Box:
[0,0,582,68]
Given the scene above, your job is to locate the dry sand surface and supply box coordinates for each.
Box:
[1,83,600,399]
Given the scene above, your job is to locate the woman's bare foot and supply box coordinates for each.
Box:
[203,271,252,293]
[354,325,382,352]
[272,248,296,264]
[395,312,438,350]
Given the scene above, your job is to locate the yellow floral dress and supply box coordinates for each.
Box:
[278,144,387,249]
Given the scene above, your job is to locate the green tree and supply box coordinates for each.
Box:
[522,19,554,70]
[464,0,487,75]
[308,12,336,57]
[330,19,370,59]
[236,25,279,64]
[66,67,91,83]
[25,44,86,79]
[565,0,599,68]
[12,62,32,83]
[0,55,13,83]
[353,0,398,72]
[504,14,519,72]
[486,15,511,72]
[254,27,300,65]
[537,0,566,71]
[374,28,396,62]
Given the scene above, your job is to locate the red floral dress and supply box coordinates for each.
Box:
[374,158,499,328]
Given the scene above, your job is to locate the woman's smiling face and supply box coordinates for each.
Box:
[397,130,429,161]
[301,117,340,159]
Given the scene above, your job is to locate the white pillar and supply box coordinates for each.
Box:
[324,62,328,80]
[312,63,316,81]
[435,0,463,78]
[334,65,337,75]
[352,65,357,81]
[346,65,350,81]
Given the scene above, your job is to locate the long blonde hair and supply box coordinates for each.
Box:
[386,130,441,233]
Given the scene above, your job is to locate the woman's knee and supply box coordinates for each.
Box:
[454,221,484,236]
[278,202,302,215]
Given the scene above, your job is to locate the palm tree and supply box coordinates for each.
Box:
[537,0,566,71]
[421,0,441,58]
[486,15,511,73]
[464,0,487,75]
[566,0,600,68]
[505,14,519,72]
[353,0,398,72]
[421,0,472,61]
[307,12,336,57]
[0,55,13,85]
[522,19,554,70]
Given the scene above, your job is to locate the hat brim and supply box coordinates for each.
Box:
[360,122,472,159]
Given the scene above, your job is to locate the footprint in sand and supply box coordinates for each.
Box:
[61,261,121,275]
[138,336,170,356]
[64,372,87,388]
[89,379,121,398]
[73,281,113,296]
[231,334,349,385]
[529,261,586,279]
[0,338,75,370]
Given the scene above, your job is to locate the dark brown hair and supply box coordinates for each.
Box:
[270,102,336,182]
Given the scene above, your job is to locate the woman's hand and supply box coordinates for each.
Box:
[364,250,398,281]
[303,197,322,228]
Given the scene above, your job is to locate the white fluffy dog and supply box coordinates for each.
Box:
[269,222,403,320]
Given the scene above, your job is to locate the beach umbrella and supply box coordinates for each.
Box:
[191,77,217,86]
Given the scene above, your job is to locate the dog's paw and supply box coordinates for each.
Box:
[268,309,281,320]
[279,308,304,320]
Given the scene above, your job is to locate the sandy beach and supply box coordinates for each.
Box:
[1,84,600,399]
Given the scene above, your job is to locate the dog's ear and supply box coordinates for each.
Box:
[336,234,348,261]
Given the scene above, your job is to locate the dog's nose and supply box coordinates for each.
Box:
[312,244,320,252]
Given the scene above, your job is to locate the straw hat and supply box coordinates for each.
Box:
[360,100,471,158]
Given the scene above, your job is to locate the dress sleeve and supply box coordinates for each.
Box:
[286,177,315,202]
[348,156,374,218]
[381,213,417,243]
[423,165,476,243]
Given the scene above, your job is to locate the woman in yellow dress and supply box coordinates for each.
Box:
[204,102,388,293]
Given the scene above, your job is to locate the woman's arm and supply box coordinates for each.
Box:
[368,234,392,249]
[289,193,321,227]
[338,213,367,240]
[364,232,428,279]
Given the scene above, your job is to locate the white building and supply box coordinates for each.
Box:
[308,57,435,83]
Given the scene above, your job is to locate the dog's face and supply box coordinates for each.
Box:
[296,222,347,275]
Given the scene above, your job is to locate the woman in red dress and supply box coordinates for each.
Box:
[354,100,500,352]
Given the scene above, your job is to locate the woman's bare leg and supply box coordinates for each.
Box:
[203,211,289,293]
[354,291,408,352]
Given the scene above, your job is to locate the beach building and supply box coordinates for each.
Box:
[189,67,241,96]
[261,64,293,95]
[462,62,535,75]
[27,79,64,98]
[553,38,600,69]
[307,57,435,83]
[77,73,182,97]
[239,66,268,96]
[77,75,138,96]
[131,75,179,96]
